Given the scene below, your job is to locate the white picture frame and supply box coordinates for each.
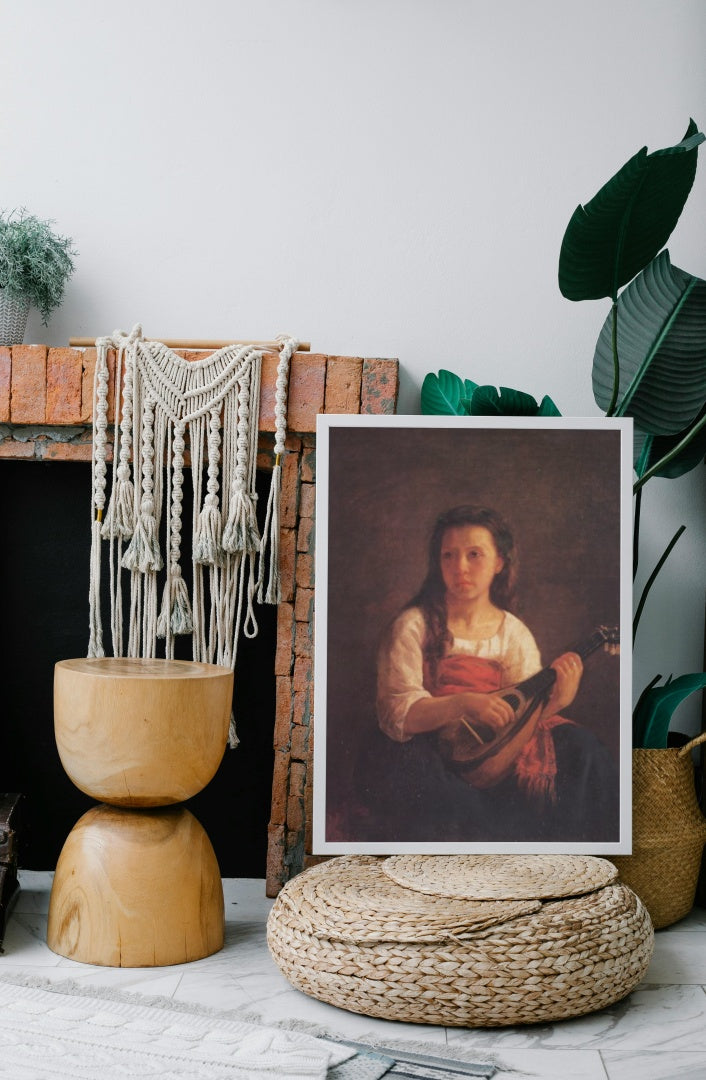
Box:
[313,414,633,855]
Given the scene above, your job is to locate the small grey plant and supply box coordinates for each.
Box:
[0,209,76,323]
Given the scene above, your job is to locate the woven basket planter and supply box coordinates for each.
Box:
[610,733,706,930]
[267,855,653,1027]
[0,290,29,346]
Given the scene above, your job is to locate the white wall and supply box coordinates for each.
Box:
[3,0,705,726]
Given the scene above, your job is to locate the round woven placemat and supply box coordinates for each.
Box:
[277,856,541,943]
[382,854,618,899]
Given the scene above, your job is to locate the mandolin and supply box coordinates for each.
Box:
[436,625,620,789]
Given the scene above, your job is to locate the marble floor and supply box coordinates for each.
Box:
[2,871,706,1080]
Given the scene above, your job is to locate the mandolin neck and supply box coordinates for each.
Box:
[513,628,613,701]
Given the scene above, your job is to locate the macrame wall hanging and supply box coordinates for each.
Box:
[88,325,297,745]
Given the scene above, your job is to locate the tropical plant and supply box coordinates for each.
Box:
[421,371,561,418]
[558,120,706,748]
[422,122,706,748]
[633,673,706,750]
[0,209,76,323]
[558,119,706,491]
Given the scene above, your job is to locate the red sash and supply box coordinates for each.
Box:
[433,654,572,801]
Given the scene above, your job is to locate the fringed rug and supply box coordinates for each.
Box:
[0,974,497,1079]
[0,975,359,1079]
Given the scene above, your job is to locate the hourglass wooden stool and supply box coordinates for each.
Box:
[47,658,233,967]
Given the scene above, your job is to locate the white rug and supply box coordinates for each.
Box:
[0,975,360,1079]
[0,974,503,1079]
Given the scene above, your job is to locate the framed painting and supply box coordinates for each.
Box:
[312,415,633,854]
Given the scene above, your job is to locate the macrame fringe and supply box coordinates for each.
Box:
[258,462,282,605]
[194,498,224,566]
[257,333,295,605]
[122,503,163,573]
[88,335,110,656]
[223,489,260,555]
[88,326,296,750]
[157,572,194,638]
[87,518,105,658]
[102,338,136,541]
[101,472,135,540]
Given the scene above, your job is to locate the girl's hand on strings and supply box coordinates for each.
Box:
[458,691,516,736]
[547,652,583,714]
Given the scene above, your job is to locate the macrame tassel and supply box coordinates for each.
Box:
[195,405,225,566]
[122,498,163,573]
[194,495,224,566]
[222,488,261,554]
[222,364,260,555]
[87,518,105,657]
[258,461,282,604]
[101,467,135,540]
[257,334,296,605]
[228,711,240,750]
[123,392,161,573]
[156,418,192,640]
[102,338,136,540]
[88,338,110,656]
[157,570,194,637]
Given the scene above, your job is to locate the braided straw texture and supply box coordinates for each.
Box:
[267,856,653,1027]
[382,853,618,900]
[273,856,540,944]
[610,738,706,929]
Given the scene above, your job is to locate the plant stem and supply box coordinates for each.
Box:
[633,486,642,581]
[633,524,686,642]
[633,410,706,492]
[606,302,620,417]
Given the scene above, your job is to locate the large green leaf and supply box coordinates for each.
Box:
[470,385,562,417]
[559,120,704,301]
[633,672,706,748]
[592,251,706,434]
[421,370,477,414]
[421,373,562,417]
[634,407,706,480]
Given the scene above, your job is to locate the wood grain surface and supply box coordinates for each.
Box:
[47,804,224,966]
[54,658,233,806]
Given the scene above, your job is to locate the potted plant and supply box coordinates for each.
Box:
[558,120,706,926]
[422,120,706,926]
[0,209,76,345]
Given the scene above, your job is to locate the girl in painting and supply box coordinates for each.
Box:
[375,504,619,843]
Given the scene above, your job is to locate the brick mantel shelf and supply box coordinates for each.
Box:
[0,344,399,894]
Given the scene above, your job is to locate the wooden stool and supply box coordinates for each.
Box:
[47,658,233,967]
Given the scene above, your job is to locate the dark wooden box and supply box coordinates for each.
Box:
[0,793,23,949]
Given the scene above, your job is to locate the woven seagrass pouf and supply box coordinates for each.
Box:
[266,855,654,1027]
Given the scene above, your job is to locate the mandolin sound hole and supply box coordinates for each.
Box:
[501,692,521,712]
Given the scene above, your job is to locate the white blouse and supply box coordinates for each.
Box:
[376,607,542,742]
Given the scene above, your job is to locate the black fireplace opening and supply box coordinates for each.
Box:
[0,459,276,877]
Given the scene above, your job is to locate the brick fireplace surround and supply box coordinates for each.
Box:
[0,344,399,896]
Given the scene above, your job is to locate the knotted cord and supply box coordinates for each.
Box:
[88,325,297,745]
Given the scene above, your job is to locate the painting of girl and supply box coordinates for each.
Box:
[375,503,619,843]
[314,417,630,852]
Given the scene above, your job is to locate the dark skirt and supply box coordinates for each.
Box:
[347,722,620,845]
